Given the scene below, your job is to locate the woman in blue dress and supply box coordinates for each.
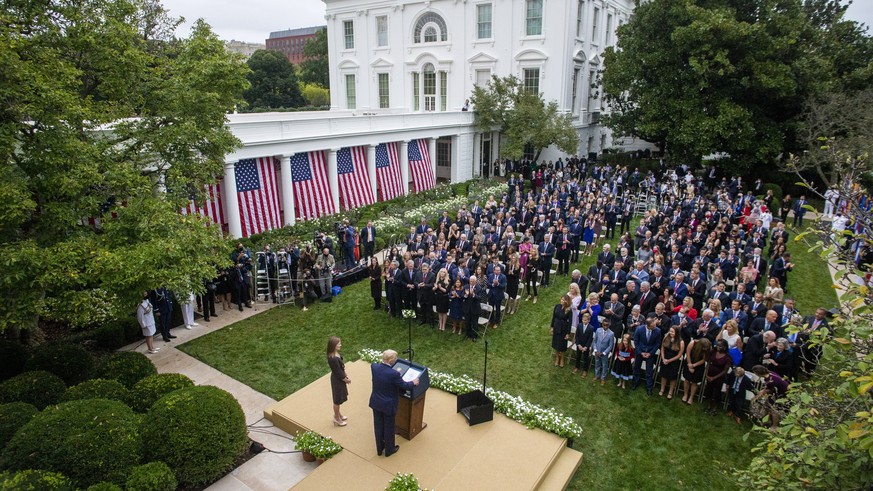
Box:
[449,278,465,335]
[582,213,596,256]
[578,292,601,331]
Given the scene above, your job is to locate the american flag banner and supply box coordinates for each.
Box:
[290,151,335,220]
[375,142,403,201]
[180,181,225,226]
[337,146,375,209]
[235,157,282,237]
[408,139,435,193]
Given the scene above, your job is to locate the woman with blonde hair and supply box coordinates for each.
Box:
[524,246,540,303]
[763,277,783,309]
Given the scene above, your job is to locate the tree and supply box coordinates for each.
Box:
[243,49,305,110]
[299,83,330,107]
[601,0,828,171]
[299,29,329,89]
[470,75,578,161]
[0,0,249,334]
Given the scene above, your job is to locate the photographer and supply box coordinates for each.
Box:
[342,219,357,269]
[259,245,278,303]
[298,243,316,286]
[315,247,336,299]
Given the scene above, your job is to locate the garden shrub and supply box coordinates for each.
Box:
[24,344,95,386]
[91,323,127,351]
[0,402,39,452]
[129,373,194,413]
[0,371,67,409]
[125,462,177,491]
[0,399,142,487]
[0,342,29,382]
[0,470,75,490]
[759,183,783,211]
[92,352,156,388]
[61,379,131,406]
[85,483,122,491]
[141,386,248,487]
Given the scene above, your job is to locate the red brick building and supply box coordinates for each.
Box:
[266,26,325,65]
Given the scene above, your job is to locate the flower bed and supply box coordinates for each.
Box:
[358,349,582,439]
[294,430,343,460]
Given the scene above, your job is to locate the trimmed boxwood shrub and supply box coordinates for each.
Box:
[86,483,122,491]
[141,386,248,487]
[0,470,75,490]
[0,371,67,409]
[125,462,177,491]
[92,352,156,388]
[62,379,131,406]
[0,399,142,487]
[130,373,194,413]
[0,402,39,451]
[24,344,95,386]
[0,342,29,382]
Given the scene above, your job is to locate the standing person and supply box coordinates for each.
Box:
[632,318,663,395]
[779,195,792,224]
[463,276,485,341]
[342,220,358,269]
[180,291,198,330]
[703,339,732,414]
[361,220,377,261]
[550,295,573,368]
[573,312,597,378]
[658,327,684,398]
[136,292,159,354]
[791,195,808,228]
[504,254,521,315]
[449,278,465,335]
[216,267,231,311]
[538,234,555,287]
[487,265,507,329]
[316,247,336,299]
[201,276,218,322]
[524,247,540,303]
[415,263,435,327]
[327,336,351,426]
[369,257,382,310]
[682,338,712,405]
[150,287,175,342]
[369,350,419,457]
[724,367,754,424]
[433,268,451,331]
[612,334,635,389]
[592,319,616,386]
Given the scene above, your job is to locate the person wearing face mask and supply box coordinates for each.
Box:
[136,291,159,354]
[703,339,732,415]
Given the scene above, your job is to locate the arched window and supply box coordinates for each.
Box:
[411,62,448,112]
[413,12,448,43]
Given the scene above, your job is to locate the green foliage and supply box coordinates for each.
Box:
[141,386,248,487]
[85,483,122,491]
[129,373,194,413]
[0,402,39,452]
[125,462,177,491]
[0,399,141,487]
[61,379,131,405]
[386,473,429,491]
[243,49,305,110]
[0,470,75,491]
[90,322,129,351]
[294,431,342,459]
[0,342,29,382]
[0,1,248,332]
[759,183,783,211]
[299,82,330,107]
[470,75,578,161]
[299,29,329,88]
[24,344,94,386]
[0,371,67,410]
[93,352,157,389]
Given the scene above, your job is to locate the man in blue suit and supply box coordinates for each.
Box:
[487,265,507,329]
[632,319,662,395]
[369,350,420,457]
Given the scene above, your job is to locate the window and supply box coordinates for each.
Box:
[571,68,580,114]
[343,20,355,49]
[475,69,491,87]
[588,69,597,111]
[413,12,448,43]
[576,1,585,38]
[592,7,600,43]
[412,72,420,111]
[606,14,613,45]
[523,142,535,161]
[477,4,493,40]
[440,71,447,111]
[378,73,390,108]
[345,74,356,109]
[423,64,436,111]
[437,139,451,167]
[523,68,540,95]
[526,0,543,36]
[376,16,388,47]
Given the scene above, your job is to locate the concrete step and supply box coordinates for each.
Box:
[536,446,584,491]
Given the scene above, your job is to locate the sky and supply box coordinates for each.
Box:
[161,0,873,44]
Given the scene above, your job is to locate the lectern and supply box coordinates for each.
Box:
[392,358,429,440]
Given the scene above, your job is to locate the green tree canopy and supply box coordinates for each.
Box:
[243,49,305,109]
[470,75,578,161]
[0,0,249,333]
[299,28,329,89]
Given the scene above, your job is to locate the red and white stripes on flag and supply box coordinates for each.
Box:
[234,157,282,237]
[408,139,435,193]
[337,146,375,210]
[290,151,335,220]
[180,181,225,226]
[375,142,403,201]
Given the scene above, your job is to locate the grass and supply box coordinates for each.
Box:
[176,228,837,491]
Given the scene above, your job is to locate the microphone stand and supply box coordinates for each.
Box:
[482,340,489,395]
[403,315,415,363]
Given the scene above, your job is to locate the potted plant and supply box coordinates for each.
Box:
[386,473,430,491]
[295,431,343,463]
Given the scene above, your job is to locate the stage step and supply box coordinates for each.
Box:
[536,447,584,491]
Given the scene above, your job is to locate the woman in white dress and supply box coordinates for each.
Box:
[136,292,160,354]
[716,319,743,350]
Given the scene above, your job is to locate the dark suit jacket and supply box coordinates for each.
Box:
[486,273,507,303]
[597,252,616,269]
[575,323,596,348]
[741,334,769,371]
[369,362,415,416]
[361,226,376,244]
[633,325,662,356]
[462,284,486,317]
[748,318,785,339]
[636,291,657,316]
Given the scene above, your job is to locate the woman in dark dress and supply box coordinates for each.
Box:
[368,257,382,310]
[682,338,712,405]
[327,336,350,426]
[704,339,732,415]
[449,278,465,335]
[612,334,635,388]
[779,195,791,223]
[550,295,572,368]
[659,326,685,398]
[504,253,521,315]
[433,268,451,331]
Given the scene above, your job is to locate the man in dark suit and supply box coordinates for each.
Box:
[687,271,706,311]
[361,221,376,261]
[748,310,785,339]
[772,299,798,328]
[463,276,486,340]
[399,260,418,310]
[707,282,730,307]
[797,308,831,374]
[414,264,435,326]
[741,331,776,371]
[605,201,618,239]
[603,293,626,339]
[632,319,662,395]
[587,262,607,295]
[769,252,794,292]
[150,287,175,342]
[721,299,748,328]
[690,309,719,343]
[386,261,403,317]
[538,235,556,286]
[571,269,590,297]
[369,350,420,457]
[486,266,507,329]
[597,244,616,269]
[636,282,657,317]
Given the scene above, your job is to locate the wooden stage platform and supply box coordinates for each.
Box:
[265,360,583,490]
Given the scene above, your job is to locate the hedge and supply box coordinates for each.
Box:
[129,373,194,413]
[92,352,156,388]
[0,371,67,410]
[85,483,122,491]
[61,379,131,406]
[0,399,142,487]
[0,402,39,452]
[0,342,29,383]
[24,344,94,386]
[141,386,248,487]
[0,470,75,491]
[125,462,177,491]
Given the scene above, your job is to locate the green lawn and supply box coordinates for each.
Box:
[177,228,838,490]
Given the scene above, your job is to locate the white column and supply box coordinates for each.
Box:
[366,144,377,201]
[223,161,242,238]
[399,141,410,195]
[472,133,481,178]
[492,131,500,162]
[428,137,437,184]
[279,155,296,226]
[327,148,341,212]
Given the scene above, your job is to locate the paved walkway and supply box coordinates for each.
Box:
[122,300,316,491]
